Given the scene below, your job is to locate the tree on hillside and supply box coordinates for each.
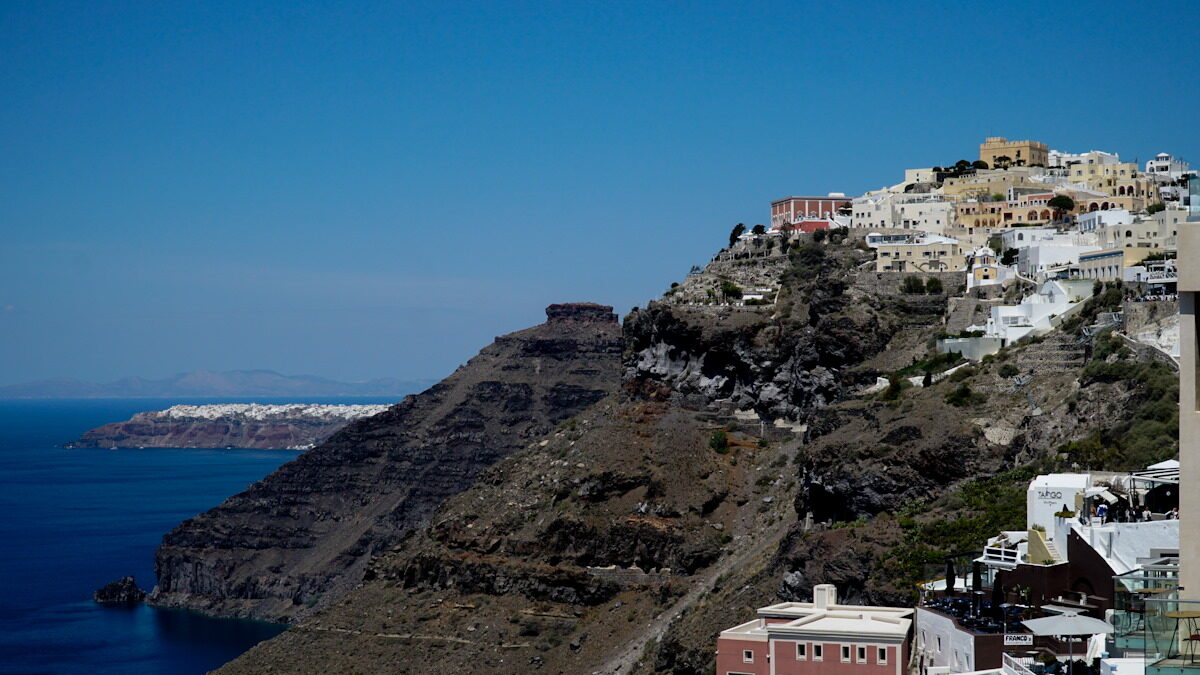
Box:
[901,276,925,294]
[751,224,767,235]
[924,277,944,294]
[994,155,1012,169]
[729,223,746,247]
[1047,195,1075,221]
[972,160,989,170]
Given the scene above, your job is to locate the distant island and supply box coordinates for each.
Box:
[68,403,392,450]
[0,369,434,399]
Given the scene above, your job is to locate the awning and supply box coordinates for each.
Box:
[1022,612,1113,636]
[1084,487,1118,504]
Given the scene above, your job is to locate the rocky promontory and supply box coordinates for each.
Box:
[68,403,392,450]
[149,303,623,622]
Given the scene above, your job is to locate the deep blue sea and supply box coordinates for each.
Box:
[0,397,397,675]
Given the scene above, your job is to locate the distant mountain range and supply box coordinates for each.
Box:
[0,370,435,399]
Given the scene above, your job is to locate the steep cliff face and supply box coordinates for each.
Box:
[68,404,390,450]
[149,303,622,621]
[215,395,802,675]
[624,242,893,420]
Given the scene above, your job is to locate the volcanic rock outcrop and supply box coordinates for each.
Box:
[149,303,622,621]
[93,576,147,604]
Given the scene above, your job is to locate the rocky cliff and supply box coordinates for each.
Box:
[149,303,622,621]
[68,403,391,450]
[211,240,1175,675]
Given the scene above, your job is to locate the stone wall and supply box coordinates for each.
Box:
[1122,300,1176,334]
[852,271,967,298]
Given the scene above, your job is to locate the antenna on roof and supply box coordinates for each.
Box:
[1010,374,1043,416]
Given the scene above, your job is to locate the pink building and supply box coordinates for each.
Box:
[771,195,851,229]
[716,584,912,675]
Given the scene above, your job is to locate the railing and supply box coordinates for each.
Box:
[1003,653,1037,675]
[982,545,1021,567]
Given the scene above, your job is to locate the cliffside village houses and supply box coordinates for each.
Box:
[747,137,1188,356]
[713,140,1200,675]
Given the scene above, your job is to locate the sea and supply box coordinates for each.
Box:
[0,396,398,675]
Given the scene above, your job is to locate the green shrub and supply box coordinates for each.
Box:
[901,276,925,294]
[924,277,944,294]
[709,430,730,454]
[998,364,1019,378]
[945,383,986,406]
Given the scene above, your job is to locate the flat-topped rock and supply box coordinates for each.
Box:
[546,302,618,324]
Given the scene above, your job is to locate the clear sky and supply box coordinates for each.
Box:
[2,0,1198,385]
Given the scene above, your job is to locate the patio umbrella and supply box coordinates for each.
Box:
[1022,612,1113,668]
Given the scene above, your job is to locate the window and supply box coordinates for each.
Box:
[936,636,943,652]
[857,646,867,663]
[813,644,823,661]
[796,643,806,660]
[842,645,851,662]
[878,647,888,665]
[742,649,753,663]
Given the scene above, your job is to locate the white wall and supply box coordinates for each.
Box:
[915,608,978,674]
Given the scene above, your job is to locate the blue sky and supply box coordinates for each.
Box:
[2,1,1198,385]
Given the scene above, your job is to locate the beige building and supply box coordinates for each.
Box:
[979,136,1049,168]
[875,234,966,273]
[1177,179,1199,602]
[941,167,1042,199]
[1097,215,1178,249]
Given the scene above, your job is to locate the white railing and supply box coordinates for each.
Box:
[1003,653,1037,675]
[983,545,1021,567]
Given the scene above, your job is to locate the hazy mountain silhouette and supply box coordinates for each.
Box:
[0,370,435,399]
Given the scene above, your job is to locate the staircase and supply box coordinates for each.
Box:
[1016,332,1087,375]
[1044,539,1063,564]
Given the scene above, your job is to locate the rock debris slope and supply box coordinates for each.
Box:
[149,303,622,621]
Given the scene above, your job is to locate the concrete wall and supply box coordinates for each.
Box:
[937,337,1003,361]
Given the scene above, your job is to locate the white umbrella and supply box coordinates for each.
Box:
[1021,612,1113,668]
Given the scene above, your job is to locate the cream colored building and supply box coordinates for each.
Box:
[1097,215,1178,249]
[1176,177,1199,601]
[1067,161,1161,211]
[941,167,1042,199]
[979,136,1049,168]
[875,234,965,273]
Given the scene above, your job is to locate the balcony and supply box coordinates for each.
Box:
[1113,560,1180,652]
[1145,598,1200,674]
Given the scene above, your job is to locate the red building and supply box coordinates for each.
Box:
[774,218,834,233]
[770,194,851,229]
[716,585,912,675]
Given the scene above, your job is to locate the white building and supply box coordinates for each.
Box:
[999,227,1060,250]
[1048,149,1120,169]
[975,280,1092,343]
[1017,241,1101,279]
[851,193,956,234]
[1077,209,1133,233]
[1145,152,1190,180]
